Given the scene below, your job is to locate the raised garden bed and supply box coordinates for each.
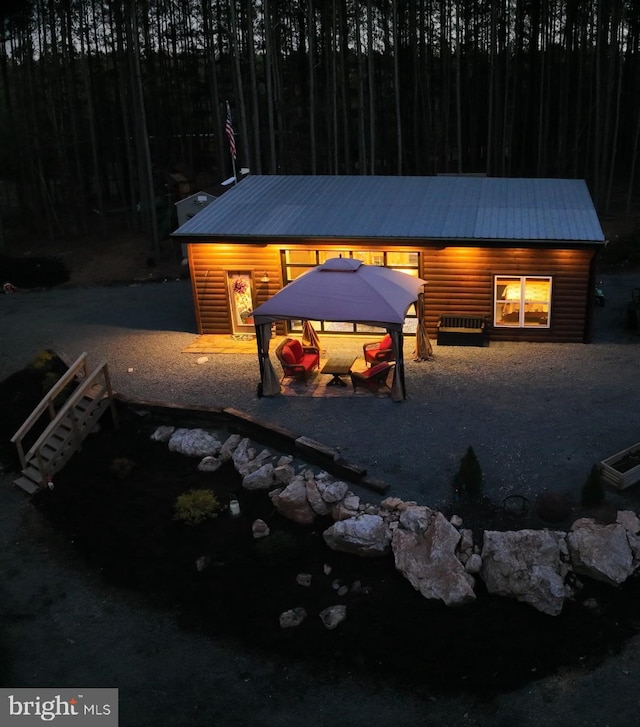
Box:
[600,443,640,490]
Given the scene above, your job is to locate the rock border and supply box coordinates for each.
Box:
[150,420,640,618]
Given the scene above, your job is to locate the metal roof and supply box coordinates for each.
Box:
[172,175,605,244]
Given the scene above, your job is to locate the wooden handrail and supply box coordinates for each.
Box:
[10,352,89,445]
[24,361,110,465]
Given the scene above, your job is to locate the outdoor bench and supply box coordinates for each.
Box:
[437,314,489,347]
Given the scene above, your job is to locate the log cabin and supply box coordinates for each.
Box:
[172,175,605,343]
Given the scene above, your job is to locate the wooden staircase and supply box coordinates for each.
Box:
[10,353,118,494]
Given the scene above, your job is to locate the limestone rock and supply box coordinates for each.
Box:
[252,519,270,539]
[319,605,347,630]
[465,553,482,574]
[379,497,404,511]
[398,505,434,534]
[305,480,332,516]
[232,438,256,470]
[280,607,307,629]
[195,556,210,572]
[331,495,360,521]
[323,514,390,557]
[481,530,571,616]
[242,463,276,490]
[237,448,272,476]
[151,425,175,443]
[168,428,222,457]
[273,480,316,525]
[318,479,349,503]
[392,512,475,607]
[219,433,242,461]
[459,528,474,553]
[617,510,640,534]
[274,463,296,484]
[197,456,222,473]
[567,518,635,586]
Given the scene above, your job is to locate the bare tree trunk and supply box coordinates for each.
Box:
[228,0,250,173]
[263,0,277,172]
[392,0,402,174]
[367,0,375,174]
[307,0,317,173]
[245,0,262,174]
[126,2,159,254]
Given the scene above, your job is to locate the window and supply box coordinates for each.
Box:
[282,249,420,334]
[494,276,552,328]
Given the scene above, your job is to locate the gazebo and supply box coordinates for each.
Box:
[251,258,428,401]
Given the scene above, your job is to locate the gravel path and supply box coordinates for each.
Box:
[2,272,640,726]
[2,272,640,510]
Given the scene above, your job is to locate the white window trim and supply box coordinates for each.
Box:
[494,275,552,329]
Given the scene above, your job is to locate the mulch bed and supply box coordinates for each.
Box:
[3,354,640,700]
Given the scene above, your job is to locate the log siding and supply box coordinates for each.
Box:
[187,242,598,342]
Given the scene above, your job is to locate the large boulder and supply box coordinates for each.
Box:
[392,512,476,606]
[232,438,256,470]
[305,479,332,517]
[168,428,222,457]
[273,480,316,524]
[323,514,390,557]
[242,463,276,490]
[480,530,571,616]
[567,518,636,586]
[219,433,242,462]
[237,448,272,477]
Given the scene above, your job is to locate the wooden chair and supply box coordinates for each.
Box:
[363,333,394,366]
[349,362,394,394]
[275,337,320,384]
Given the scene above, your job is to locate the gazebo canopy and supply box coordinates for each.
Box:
[251,258,427,400]
[252,257,425,329]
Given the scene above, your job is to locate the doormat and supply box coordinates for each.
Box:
[231,334,255,341]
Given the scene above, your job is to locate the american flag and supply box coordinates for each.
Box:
[225,104,236,160]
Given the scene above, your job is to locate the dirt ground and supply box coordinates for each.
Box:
[3,353,640,724]
[3,219,640,725]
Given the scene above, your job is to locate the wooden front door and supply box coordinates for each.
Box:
[227,272,255,333]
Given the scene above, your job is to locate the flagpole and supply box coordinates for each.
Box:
[225,100,237,185]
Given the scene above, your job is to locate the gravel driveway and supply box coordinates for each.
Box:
[2,271,640,726]
[2,272,640,510]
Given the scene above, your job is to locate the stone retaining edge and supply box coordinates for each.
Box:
[114,396,388,493]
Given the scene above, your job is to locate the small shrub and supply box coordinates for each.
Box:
[174,489,221,526]
[581,464,605,507]
[453,446,483,498]
[30,349,56,372]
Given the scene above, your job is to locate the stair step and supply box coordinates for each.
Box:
[14,476,39,495]
[12,360,116,498]
[23,465,44,481]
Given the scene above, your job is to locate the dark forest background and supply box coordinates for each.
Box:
[1,0,640,253]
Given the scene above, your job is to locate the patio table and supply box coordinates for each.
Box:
[321,355,357,387]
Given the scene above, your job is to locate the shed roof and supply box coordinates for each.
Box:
[172,175,605,244]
